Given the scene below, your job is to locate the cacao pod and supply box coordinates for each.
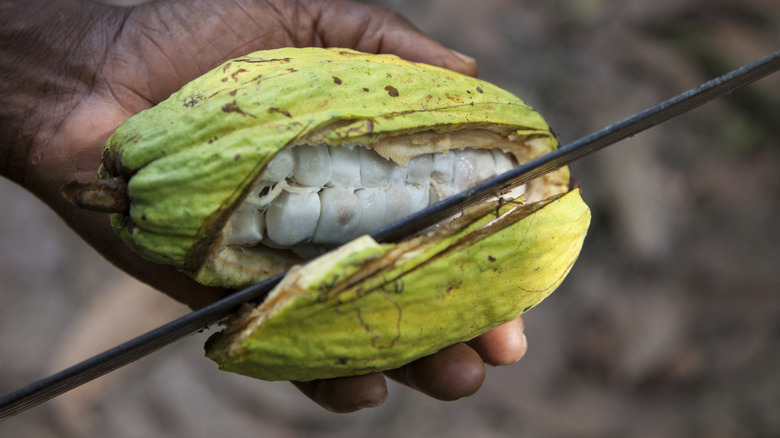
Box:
[87,47,589,381]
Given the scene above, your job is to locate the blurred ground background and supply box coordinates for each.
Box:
[1,0,779,437]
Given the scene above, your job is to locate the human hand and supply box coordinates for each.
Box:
[0,0,525,412]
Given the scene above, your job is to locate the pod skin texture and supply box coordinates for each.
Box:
[100,47,570,289]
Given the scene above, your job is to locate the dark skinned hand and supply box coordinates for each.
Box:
[0,0,527,413]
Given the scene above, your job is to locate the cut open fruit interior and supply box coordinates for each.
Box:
[199,127,570,288]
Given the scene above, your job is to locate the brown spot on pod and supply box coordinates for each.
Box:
[445,92,464,103]
[222,100,256,118]
[268,107,292,118]
[385,85,399,97]
[183,95,201,108]
[114,150,136,180]
[338,50,364,57]
[231,57,291,64]
[101,147,118,177]
[332,76,342,85]
[231,68,248,81]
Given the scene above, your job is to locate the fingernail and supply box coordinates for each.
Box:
[502,331,528,365]
[449,49,476,65]
[515,333,528,362]
[447,49,478,76]
[360,395,386,409]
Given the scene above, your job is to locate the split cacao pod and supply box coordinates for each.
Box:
[87,48,590,381]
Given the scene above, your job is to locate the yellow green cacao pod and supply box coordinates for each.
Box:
[88,47,591,381]
[98,47,574,289]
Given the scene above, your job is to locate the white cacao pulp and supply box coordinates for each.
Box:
[223,144,522,254]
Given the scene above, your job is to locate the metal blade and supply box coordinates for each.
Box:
[1,50,778,420]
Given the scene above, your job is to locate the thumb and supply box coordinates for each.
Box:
[310,0,478,76]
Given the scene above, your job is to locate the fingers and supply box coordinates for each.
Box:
[292,373,388,413]
[384,343,485,401]
[468,316,528,366]
[293,343,487,412]
[308,0,479,76]
[383,318,527,402]
[293,318,527,412]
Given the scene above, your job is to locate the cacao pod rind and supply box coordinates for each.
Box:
[205,189,590,381]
